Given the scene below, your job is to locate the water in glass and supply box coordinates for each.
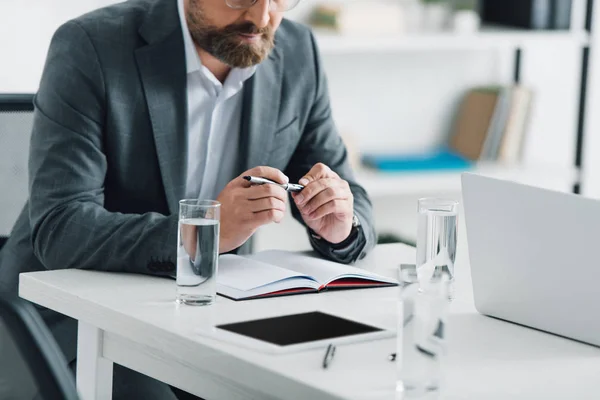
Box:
[416,204,457,300]
[177,217,219,305]
[397,276,450,399]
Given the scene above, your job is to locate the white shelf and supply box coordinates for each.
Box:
[356,164,580,198]
[315,27,590,54]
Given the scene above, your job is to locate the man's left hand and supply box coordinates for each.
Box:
[292,163,354,244]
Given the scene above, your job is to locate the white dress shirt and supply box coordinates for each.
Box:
[178,0,257,200]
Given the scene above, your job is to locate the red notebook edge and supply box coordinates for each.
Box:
[218,287,318,301]
[324,279,397,290]
[217,280,398,301]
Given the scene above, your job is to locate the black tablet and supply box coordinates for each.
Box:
[216,311,385,347]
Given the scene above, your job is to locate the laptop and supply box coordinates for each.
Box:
[461,173,600,347]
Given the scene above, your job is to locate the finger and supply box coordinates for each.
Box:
[246,183,288,202]
[242,166,289,185]
[249,197,286,213]
[180,223,198,260]
[305,199,351,221]
[299,163,338,186]
[295,178,348,206]
[254,209,285,225]
[300,186,345,216]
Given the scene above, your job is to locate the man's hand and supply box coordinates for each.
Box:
[292,163,354,244]
[217,166,288,254]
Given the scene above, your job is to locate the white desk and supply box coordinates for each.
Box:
[19,244,600,400]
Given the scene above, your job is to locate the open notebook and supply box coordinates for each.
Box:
[217,250,398,301]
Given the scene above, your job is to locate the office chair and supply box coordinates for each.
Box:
[0,293,79,400]
[0,94,34,250]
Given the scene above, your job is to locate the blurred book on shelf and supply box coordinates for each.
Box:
[310,1,406,34]
[480,0,572,30]
[362,85,533,173]
[453,85,534,162]
[310,0,482,35]
[498,86,534,163]
[450,86,502,161]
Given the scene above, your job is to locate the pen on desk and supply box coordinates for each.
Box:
[322,344,336,369]
[243,176,304,193]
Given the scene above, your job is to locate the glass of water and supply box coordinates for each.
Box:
[416,198,458,300]
[397,272,450,399]
[177,200,220,306]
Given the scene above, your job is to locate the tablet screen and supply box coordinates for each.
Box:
[216,311,383,346]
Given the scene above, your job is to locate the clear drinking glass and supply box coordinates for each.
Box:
[397,272,450,399]
[416,198,458,300]
[177,200,221,306]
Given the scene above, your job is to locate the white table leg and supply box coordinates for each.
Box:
[76,321,114,400]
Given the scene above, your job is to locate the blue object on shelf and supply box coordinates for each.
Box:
[362,150,473,172]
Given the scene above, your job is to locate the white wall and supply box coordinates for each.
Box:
[0,0,121,93]
[519,42,582,169]
[322,50,510,155]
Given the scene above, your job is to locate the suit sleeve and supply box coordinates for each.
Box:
[284,32,377,264]
[28,21,178,275]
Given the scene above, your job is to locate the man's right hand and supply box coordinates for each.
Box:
[217,166,288,254]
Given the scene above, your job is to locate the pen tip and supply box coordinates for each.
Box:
[242,176,251,181]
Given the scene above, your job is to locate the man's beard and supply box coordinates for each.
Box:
[186,0,275,68]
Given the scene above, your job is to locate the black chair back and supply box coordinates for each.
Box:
[0,293,79,400]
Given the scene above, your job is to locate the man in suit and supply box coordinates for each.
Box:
[0,0,376,398]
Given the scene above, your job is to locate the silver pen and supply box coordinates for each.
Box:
[243,176,304,193]
[322,343,336,369]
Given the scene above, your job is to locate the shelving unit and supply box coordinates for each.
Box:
[315,26,591,54]
[311,14,592,197]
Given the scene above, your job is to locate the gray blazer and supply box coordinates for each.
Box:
[0,0,376,361]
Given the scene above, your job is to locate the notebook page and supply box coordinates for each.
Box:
[218,255,318,291]
[247,250,396,287]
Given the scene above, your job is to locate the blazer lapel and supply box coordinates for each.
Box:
[135,0,187,214]
[240,48,284,171]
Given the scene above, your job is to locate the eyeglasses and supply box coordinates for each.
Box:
[225,0,301,12]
